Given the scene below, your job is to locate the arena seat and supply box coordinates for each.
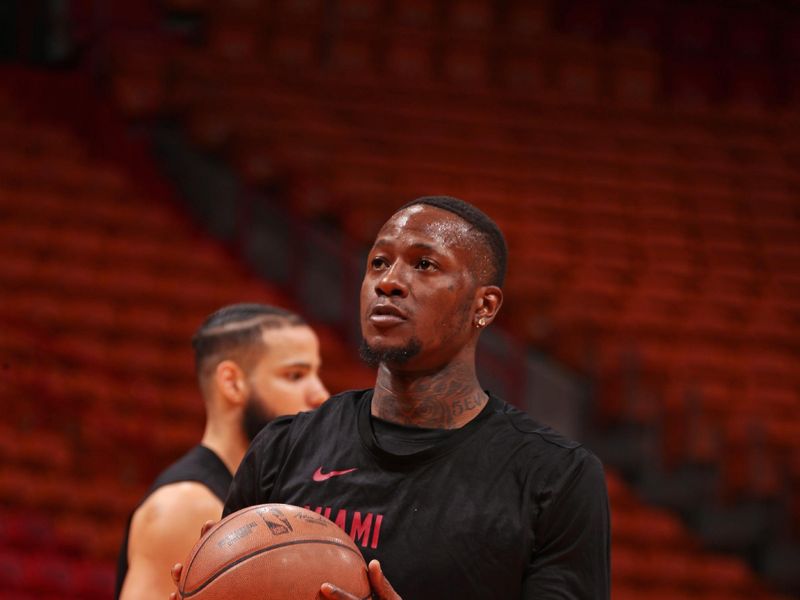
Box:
[504,0,550,36]
[0,551,26,592]
[328,29,380,75]
[384,32,437,81]
[446,0,493,31]
[442,38,492,87]
[0,512,56,552]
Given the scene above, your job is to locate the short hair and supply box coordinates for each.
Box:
[398,196,508,286]
[191,303,306,379]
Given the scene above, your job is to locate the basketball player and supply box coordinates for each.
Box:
[173,197,610,599]
[116,303,328,600]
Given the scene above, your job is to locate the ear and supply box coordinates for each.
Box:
[213,360,248,407]
[473,285,503,329]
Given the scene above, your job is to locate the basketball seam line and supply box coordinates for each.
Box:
[180,538,366,598]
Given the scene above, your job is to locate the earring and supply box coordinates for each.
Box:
[477,317,487,328]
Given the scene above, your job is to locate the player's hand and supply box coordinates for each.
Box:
[168,562,183,600]
[168,520,218,599]
[320,560,402,600]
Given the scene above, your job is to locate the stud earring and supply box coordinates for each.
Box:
[477,317,487,328]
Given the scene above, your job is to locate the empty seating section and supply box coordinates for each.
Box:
[103,0,799,596]
[606,471,791,600]
[136,0,798,111]
[0,90,374,594]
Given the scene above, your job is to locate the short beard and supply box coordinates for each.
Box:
[358,337,423,369]
[241,393,273,441]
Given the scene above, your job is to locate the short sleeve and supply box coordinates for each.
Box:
[222,416,295,517]
[523,449,610,599]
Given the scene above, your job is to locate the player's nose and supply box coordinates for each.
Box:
[374,263,408,298]
[306,375,328,408]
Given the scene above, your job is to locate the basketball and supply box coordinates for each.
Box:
[177,504,371,600]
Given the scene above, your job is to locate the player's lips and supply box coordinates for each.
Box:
[368,304,408,327]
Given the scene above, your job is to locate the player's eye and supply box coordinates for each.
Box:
[284,370,305,382]
[416,258,435,270]
[371,256,388,269]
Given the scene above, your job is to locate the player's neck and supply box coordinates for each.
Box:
[371,354,487,429]
[201,420,249,476]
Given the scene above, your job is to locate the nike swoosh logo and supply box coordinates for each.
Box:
[313,467,358,482]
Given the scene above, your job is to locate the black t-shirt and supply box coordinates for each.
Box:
[224,390,610,600]
[370,416,457,454]
[114,445,232,599]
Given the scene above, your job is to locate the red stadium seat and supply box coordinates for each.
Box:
[0,551,26,592]
[561,0,608,38]
[337,0,383,24]
[328,31,379,75]
[668,58,721,111]
[0,512,56,552]
[446,0,494,32]
[500,42,549,91]
[385,33,436,81]
[442,40,491,86]
[614,1,664,48]
[392,0,437,28]
[608,43,661,107]
[613,507,692,550]
[109,38,169,118]
[273,0,324,23]
[668,3,721,55]
[268,28,320,69]
[163,0,207,14]
[505,0,551,37]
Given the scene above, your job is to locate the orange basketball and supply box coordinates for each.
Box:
[178,504,371,600]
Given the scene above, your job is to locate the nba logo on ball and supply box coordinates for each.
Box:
[178,504,371,599]
[257,506,294,535]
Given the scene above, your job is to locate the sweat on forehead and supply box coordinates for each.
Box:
[384,204,475,241]
[394,196,508,286]
[378,204,495,283]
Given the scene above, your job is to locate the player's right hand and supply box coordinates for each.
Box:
[320,560,402,600]
[168,520,217,599]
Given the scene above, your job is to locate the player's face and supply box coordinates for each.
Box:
[245,325,328,422]
[360,205,479,370]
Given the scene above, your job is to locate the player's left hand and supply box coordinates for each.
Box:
[320,559,402,600]
[168,562,182,600]
[168,520,217,600]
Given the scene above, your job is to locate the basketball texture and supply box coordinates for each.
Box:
[178,503,371,600]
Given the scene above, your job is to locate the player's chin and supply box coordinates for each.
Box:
[363,337,405,353]
[363,322,409,341]
[370,319,416,339]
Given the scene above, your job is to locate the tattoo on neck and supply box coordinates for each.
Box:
[372,363,487,429]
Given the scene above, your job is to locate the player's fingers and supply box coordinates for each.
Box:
[319,582,359,600]
[200,519,217,537]
[171,562,183,585]
[367,560,402,600]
